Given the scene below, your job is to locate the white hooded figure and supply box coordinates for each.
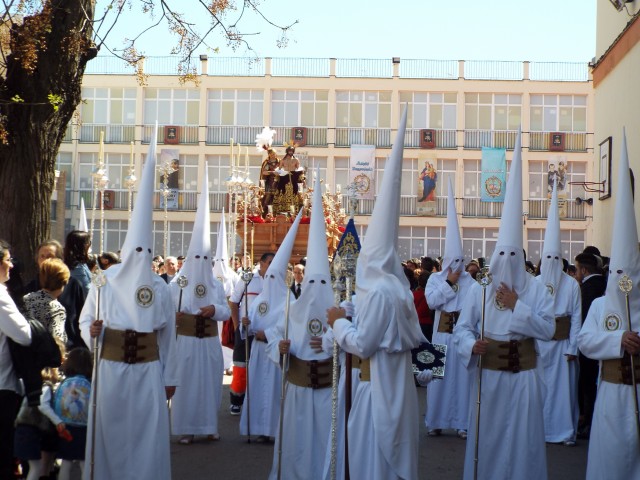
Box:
[267,170,335,480]
[79,123,179,480]
[169,164,231,443]
[536,179,581,445]
[329,107,426,480]
[453,128,554,480]
[77,197,88,232]
[425,177,476,437]
[240,211,303,440]
[578,128,640,480]
[212,208,239,370]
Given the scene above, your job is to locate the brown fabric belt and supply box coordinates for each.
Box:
[601,353,640,385]
[101,327,159,364]
[359,358,371,382]
[176,313,218,338]
[483,337,536,373]
[287,354,332,389]
[552,316,571,341]
[437,310,461,334]
[351,355,362,370]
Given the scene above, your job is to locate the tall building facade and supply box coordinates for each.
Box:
[56,56,594,264]
[591,0,640,254]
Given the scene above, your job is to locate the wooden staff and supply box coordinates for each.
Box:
[474,267,492,480]
[89,270,107,480]
[329,275,342,480]
[619,274,640,447]
[277,270,294,480]
[343,274,354,480]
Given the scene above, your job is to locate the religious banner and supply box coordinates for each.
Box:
[159,149,179,209]
[417,151,437,216]
[548,155,568,218]
[349,145,376,200]
[481,147,506,202]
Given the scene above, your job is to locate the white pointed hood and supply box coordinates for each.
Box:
[287,170,334,360]
[604,128,640,331]
[540,178,563,296]
[488,128,527,294]
[212,207,239,296]
[170,164,220,312]
[249,211,303,332]
[78,197,88,232]
[354,106,424,351]
[105,123,160,332]
[440,177,465,274]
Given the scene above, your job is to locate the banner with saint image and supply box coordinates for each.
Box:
[349,145,375,200]
[481,147,506,202]
[417,151,437,217]
[548,155,568,218]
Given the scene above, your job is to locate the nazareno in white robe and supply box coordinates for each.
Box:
[333,280,424,480]
[79,269,179,480]
[578,296,640,480]
[535,272,581,442]
[425,271,475,431]
[453,276,554,480]
[169,279,230,436]
[265,298,333,480]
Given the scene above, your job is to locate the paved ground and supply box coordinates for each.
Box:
[71,376,588,479]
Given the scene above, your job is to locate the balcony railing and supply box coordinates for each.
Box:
[71,190,228,213]
[464,130,518,149]
[79,124,135,144]
[529,62,590,82]
[142,125,199,144]
[335,128,391,147]
[464,61,524,80]
[207,57,265,76]
[462,198,504,218]
[400,59,458,79]
[529,132,588,152]
[527,199,586,220]
[336,59,393,78]
[271,58,330,77]
[272,127,328,147]
[405,129,457,149]
[62,125,73,143]
[206,126,263,145]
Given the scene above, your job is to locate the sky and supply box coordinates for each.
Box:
[95,0,597,63]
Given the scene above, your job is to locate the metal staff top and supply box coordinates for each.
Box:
[619,274,633,295]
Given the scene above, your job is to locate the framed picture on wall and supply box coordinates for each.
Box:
[599,136,612,200]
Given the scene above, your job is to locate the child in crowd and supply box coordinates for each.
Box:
[54,347,92,480]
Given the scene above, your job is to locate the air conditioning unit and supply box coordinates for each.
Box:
[291,127,307,147]
[420,129,436,149]
[164,126,180,145]
[549,132,565,152]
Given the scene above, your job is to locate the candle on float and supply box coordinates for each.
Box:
[229,138,234,174]
[129,141,134,170]
[336,184,341,194]
[99,131,105,163]
[245,147,249,171]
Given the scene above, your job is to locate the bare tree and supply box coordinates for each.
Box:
[0,0,296,279]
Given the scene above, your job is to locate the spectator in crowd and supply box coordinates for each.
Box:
[465,260,480,280]
[98,252,120,270]
[63,231,92,295]
[160,256,178,283]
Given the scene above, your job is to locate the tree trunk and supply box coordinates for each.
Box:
[0,0,96,281]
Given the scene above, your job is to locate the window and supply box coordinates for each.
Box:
[336,91,392,128]
[153,221,194,258]
[144,88,200,125]
[207,89,263,126]
[464,93,521,130]
[56,152,73,189]
[530,95,587,132]
[105,220,129,253]
[399,92,456,129]
[462,227,499,261]
[207,154,262,194]
[528,160,586,199]
[271,90,328,127]
[527,228,585,264]
[82,87,136,124]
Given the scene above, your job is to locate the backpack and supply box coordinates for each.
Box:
[53,375,91,427]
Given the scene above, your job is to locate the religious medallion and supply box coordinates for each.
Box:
[135,286,154,307]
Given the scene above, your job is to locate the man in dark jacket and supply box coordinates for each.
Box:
[574,252,607,438]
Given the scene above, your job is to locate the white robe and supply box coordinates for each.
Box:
[425,272,475,431]
[239,339,282,437]
[333,282,423,480]
[80,274,178,480]
[453,277,554,480]
[577,297,640,480]
[265,308,332,480]
[535,273,581,442]
[320,327,362,480]
[169,281,230,435]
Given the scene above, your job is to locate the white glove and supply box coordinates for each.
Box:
[416,369,434,386]
[339,300,355,318]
